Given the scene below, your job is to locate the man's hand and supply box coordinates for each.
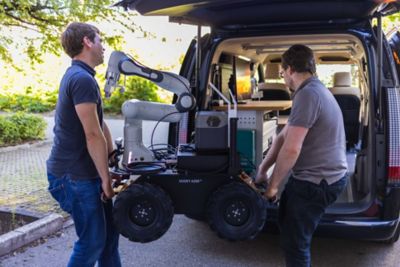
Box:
[101,179,115,201]
[264,185,278,200]
[255,171,269,185]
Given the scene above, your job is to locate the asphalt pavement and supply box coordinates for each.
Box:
[1,214,400,267]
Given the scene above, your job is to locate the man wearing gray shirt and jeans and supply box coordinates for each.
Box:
[256,44,347,267]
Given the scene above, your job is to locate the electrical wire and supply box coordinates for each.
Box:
[150,111,180,157]
[178,144,195,153]
[148,144,177,160]
[148,143,177,152]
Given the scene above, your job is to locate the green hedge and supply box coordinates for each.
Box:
[0,89,57,113]
[0,112,47,146]
[103,76,161,114]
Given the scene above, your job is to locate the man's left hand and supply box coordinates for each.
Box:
[264,185,278,200]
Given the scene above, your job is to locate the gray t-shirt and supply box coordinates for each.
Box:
[288,76,347,184]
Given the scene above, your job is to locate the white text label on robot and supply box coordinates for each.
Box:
[178,179,203,184]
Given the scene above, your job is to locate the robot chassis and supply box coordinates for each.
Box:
[104,51,268,243]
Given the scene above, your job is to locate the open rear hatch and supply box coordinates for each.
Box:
[113,0,400,27]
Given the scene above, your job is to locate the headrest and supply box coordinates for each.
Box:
[330,86,360,99]
[265,63,281,79]
[333,72,351,87]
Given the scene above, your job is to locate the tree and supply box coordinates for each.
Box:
[0,0,144,65]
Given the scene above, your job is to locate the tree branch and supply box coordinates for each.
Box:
[4,12,37,26]
[28,10,62,26]
[1,22,38,32]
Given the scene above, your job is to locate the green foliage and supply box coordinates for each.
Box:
[0,88,57,113]
[0,0,141,65]
[0,112,46,146]
[103,76,162,114]
[382,13,400,32]
[387,13,400,23]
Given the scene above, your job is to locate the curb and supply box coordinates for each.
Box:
[0,213,64,257]
[0,139,52,153]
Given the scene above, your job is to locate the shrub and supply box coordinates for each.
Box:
[103,76,162,114]
[0,89,57,113]
[0,112,46,146]
[0,118,20,145]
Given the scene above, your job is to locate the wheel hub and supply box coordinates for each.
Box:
[224,200,249,226]
[129,200,155,226]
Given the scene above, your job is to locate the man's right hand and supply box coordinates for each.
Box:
[101,180,115,201]
[255,171,269,185]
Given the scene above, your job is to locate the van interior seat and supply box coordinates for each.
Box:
[258,63,291,115]
[330,72,361,149]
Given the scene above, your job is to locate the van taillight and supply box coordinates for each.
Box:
[389,167,400,184]
[387,87,400,186]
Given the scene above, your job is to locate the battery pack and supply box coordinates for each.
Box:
[195,111,228,152]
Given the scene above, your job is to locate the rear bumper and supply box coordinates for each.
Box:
[265,216,399,241]
[315,218,399,241]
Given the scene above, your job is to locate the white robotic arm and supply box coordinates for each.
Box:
[104,51,196,167]
[105,51,195,112]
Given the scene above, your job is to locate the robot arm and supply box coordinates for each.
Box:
[104,51,196,167]
[104,51,196,112]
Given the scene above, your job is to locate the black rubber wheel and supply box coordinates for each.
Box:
[207,182,267,241]
[113,183,174,243]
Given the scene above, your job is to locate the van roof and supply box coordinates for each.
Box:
[113,0,400,27]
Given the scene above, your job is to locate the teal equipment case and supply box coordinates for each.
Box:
[236,129,256,174]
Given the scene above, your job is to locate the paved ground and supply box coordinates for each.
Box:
[1,114,400,266]
[0,142,60,215]
[1,215,399,267]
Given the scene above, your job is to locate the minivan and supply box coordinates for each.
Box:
[111,0,400,243]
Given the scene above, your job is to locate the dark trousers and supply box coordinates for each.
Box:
[47,173,121,267]
[278,176,347,267]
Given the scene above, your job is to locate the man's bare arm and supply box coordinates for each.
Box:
[266,125,308,198]
[103,121,114,155]
[75,103,114,199]
[258,125,288,174]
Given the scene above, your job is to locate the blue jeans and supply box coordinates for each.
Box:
[47,173,121,267]
[278,176,347,267]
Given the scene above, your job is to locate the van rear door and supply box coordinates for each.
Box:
[114,0,400,27]
[381,31,400,220]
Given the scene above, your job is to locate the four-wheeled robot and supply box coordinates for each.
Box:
[104,51,268,243]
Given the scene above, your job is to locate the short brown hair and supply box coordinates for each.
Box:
[61,22,99,58]
[281,44,316,75]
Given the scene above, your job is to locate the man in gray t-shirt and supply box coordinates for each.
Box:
[290,76,348,184]
[256,44,347,267]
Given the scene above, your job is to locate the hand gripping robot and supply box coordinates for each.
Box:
[104,51,267,244]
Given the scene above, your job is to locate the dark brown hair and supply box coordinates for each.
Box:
[61,22,99,58]
[281,44,316,75]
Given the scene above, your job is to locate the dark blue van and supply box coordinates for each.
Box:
[111,0,400,243]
